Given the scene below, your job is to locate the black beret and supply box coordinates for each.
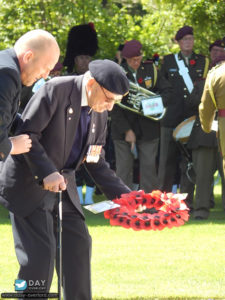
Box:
[122,40,142,58]
[89,59,129,95]
[209,39,225,51]
[175,26,193,41]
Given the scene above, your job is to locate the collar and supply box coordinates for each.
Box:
[127,64,137,74]
[178,51,195,59]
[81,76,89,107]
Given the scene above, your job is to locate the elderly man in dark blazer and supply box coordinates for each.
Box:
[0,59,130,300]
[0,29,60,161]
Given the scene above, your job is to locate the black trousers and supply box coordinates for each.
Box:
[10,191,92,300]
[158,126,194,208]
[76,164,95,187]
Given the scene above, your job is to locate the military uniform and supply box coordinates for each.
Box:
[111,60,172,192]
[158,51,209,208]
[200,62,225,175]
[187,79,225,218]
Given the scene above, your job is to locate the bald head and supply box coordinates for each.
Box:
[14,29,59,55]
[14,29,60,86]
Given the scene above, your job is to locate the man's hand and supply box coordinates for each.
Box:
[43,171,67,192]
[125,129,136,150]
[9,134,32,155]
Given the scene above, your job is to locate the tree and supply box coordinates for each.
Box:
[0,0,224,62]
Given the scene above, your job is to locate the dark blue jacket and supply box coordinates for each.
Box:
[0,75,130,217]
[0,48,22,160]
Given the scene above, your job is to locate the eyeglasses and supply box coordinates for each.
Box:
[100,85,123,103]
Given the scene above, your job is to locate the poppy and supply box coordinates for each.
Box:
[104,210,111,219]
[105,190,189,231]
[189,59,196,65]
[138,77,143,84]
[139,214,152,230]
[130,217,143,231]
[151,215,164,231]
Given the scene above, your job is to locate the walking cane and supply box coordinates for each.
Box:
[57,190,63,300]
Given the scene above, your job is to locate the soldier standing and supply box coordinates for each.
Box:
[158,26,209,210]
[187,40,225,219]
[111,40,172,192]
[199,58,225,188]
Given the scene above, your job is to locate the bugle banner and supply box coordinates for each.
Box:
[117,81,166,121]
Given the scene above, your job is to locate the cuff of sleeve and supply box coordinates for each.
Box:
[9,138,14,154]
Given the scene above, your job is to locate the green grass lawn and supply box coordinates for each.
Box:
[0,184,225,300]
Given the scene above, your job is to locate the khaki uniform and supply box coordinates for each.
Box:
[199,62,225,159]
[188,79,225,218]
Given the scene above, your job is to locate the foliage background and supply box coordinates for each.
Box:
[0,0,225,64]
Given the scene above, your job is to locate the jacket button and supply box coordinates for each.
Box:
[184,95,187,98]
[34,176,38,179]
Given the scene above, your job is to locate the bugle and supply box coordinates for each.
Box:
[116,81,167,121]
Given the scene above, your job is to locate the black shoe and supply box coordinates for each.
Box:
[210,200,215,208]
[189,208,194,214]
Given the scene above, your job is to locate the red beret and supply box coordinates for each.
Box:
[122,40,142,58]
[209,40,225,52]
[211,55,225,67]
[175,26,193,41]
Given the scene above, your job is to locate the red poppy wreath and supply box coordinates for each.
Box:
[104,190,189,231]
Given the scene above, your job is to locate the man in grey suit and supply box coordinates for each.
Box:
[0,59,130,300]
[0,29,60,161]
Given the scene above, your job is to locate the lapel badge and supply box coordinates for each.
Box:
[68,107,73,114]
[92,123,96,133]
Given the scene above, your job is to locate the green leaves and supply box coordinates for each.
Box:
[0,0,224,61]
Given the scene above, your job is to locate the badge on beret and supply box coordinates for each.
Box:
[144,76,152,89]
[86,145,102,163]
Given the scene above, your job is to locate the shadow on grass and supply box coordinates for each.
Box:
[0,205,10,225]
[0,193,224,227]
[0,204,224,228]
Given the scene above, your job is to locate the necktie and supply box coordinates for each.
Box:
[65,106,91,168]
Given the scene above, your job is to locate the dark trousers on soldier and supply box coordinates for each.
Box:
[113,138,159,193]
[192,146,225,218]
[158,126,194,208]
[10,191,92,300]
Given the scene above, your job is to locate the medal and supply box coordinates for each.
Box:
[144,76,152,88]
[86,145,102,163]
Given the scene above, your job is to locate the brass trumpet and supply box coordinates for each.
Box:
[117,81,167,121]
